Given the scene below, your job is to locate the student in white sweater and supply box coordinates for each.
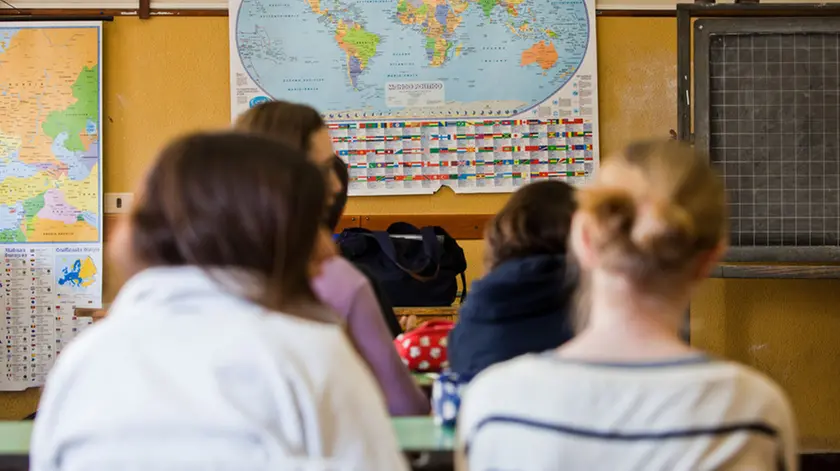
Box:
[31,133,408,471]
[458,140,798,471]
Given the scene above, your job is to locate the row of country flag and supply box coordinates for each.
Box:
[351,171,589,182]
[327,118,588,129]
[346,157,594,168]
[332,132,592,142]
[4,305,54,312]
[335,145,595,156]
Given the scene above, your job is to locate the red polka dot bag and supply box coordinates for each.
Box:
[394,320,454,373]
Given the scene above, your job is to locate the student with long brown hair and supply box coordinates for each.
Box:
[30,133,408,471]
[457,141,797,470]
[235,101,429,416]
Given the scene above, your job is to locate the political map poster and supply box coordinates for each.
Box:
[229,0,599,196]
[0,22,102,390]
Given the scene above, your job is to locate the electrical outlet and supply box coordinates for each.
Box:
[104,193,134,214]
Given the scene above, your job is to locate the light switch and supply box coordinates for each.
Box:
[104,193,134,214]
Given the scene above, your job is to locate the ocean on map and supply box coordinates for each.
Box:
[0,29,19,54]
[235,0,589,117]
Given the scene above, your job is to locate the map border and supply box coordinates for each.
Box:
[232,0,592,122]
[229,0,600,196]
[0,21,103,245]
[0,21,104,392]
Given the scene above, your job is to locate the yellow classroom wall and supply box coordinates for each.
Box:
[2,15,840,451]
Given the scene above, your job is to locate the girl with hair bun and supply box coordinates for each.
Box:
[457,140,797,471]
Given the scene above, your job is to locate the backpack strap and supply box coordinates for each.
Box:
[370,226,443,281]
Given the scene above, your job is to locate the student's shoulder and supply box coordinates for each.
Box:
[701,359,781,395]
[259,309,359,363]
[465,353,562,397]
[723,360,793,409]
[321,256,368,283]
[458,355,560,432]
[353,263,379,284]
[259,313,370,388]
[258,308,347,348]
[315,256,371,296]
[696,360,794,432]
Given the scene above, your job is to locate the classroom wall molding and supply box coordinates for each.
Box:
[3,1,217,7]
[102,213,840,279]
[7,0,840,9]
[3,0,840,18]
[102,213,493,241]
[0,0,731,17]
[6,0,813,14]
[0,4,677,17]
[0,0,678,8]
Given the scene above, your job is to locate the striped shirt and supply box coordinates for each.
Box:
[458,353,797,471]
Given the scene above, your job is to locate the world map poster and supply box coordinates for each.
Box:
[230,0,599,195]
[0,22,102,390]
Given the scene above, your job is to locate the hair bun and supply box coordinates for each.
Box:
[578,187,636,243]
[579,187,698,274]
[630,201,696,268]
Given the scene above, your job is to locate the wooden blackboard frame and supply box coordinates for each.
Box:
[694,17,840,264]
[677,4,840,142]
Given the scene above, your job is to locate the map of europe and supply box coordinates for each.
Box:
[56,255,98,290]
[234,0,590,118]
[0,27,100,243]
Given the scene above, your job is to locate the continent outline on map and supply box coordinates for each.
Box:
[234,0,591,120]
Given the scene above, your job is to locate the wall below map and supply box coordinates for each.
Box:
[3,15,840,452]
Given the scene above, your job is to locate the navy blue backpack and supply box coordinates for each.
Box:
[337,223,467,307]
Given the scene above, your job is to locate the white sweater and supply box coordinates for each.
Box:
[31,267,408,471]
[459,353,797,471]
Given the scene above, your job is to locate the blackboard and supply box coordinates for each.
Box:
[695,18,840,263]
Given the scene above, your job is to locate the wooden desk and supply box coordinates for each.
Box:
[74,307,108,321]
[395,306,458,323]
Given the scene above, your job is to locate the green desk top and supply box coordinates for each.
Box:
[392,416,455,452]
[412,372,437,388]
[0,418,454,455]
[0,422,32,455]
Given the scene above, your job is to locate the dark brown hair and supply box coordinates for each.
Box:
[485,180,576,270]
[128,132,328,316]
[326,155,350,231]
[576,139,727,288]
[233,101,326,153]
